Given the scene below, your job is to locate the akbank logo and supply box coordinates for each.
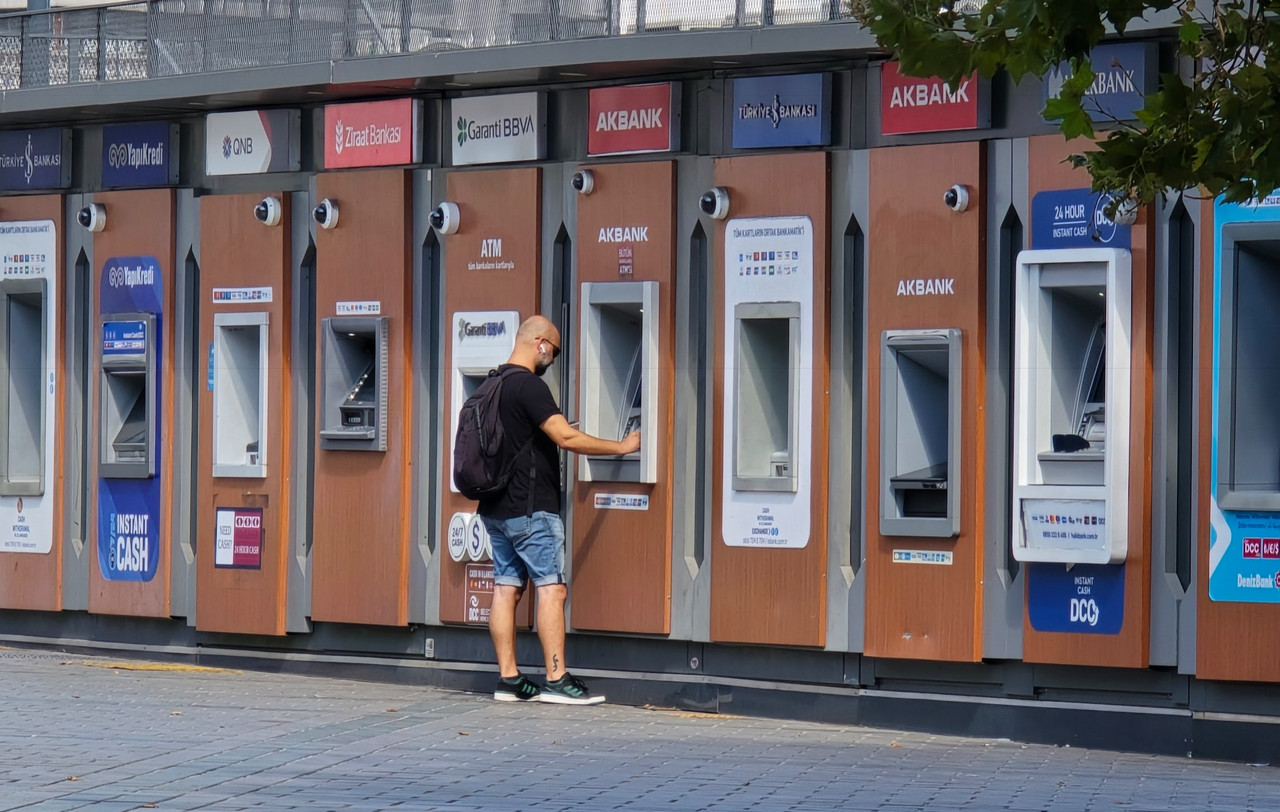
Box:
[333,119,345,155]
[23,135,33,184]
[457,117,469,148]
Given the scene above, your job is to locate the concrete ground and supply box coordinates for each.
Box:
[1,646,1277,811]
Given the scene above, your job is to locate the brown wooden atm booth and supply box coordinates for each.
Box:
[195,192,298,635]
[310,169,415,627]
[568,161,676,635]
[0,195,66,612]
[87,189,179,618]
[863,142,987,663]
[436,167,541,628]
[709,151,831,648]
[1016,135,1153,670]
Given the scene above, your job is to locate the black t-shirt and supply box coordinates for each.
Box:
[477,365,562,520]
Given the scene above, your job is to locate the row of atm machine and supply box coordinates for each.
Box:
[0,138,1277,687]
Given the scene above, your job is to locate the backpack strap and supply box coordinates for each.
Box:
[495,365,540,518]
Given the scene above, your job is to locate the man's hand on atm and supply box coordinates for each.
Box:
[541,414,641,456]
[619,430,641,455]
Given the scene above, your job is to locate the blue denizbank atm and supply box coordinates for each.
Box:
[96,257,162,581]
[1210,195,1280,601]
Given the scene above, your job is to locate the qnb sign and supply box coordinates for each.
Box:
[205,109,301,176]
[880,62,990,135]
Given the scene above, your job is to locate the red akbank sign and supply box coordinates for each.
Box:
[324,98,422,169]
[588,83,680,156]
[880,62,989,135]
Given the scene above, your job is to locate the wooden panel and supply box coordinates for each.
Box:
[709,152,830,648]
[89,188,176,618]
[863,143,987,662]
[439,168,540,627]
[311,169,412,627]
[195,193,292,635]
[0,195,65,611]
[1021,135,1152,668]
[570,161,675,634]
[1193,200,1280,681]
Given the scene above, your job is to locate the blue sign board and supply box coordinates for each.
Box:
[1043,42,1156,123]
[102,123,176,188]
[97,255,164,583]
[732,73,832,149]
[1031,188,1132,250]
[1209,194,1280,602]
[1027,563,1125,634]
[0,128,70,192]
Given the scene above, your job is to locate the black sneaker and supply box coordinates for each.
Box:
[494,674,541,702]
[540,673,605,705]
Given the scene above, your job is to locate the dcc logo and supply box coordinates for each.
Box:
[1069,598,1100,627]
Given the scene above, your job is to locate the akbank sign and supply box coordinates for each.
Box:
[732,73,832,149]
[0,128,70,192]
[102,123,177,188]
[451,93,545,166]
[1043,42,1156,123]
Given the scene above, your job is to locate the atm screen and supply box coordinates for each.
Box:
[113,390,147,459]
[1073,317,1106,445]
[617,344,642,440]
[345,360,377,405]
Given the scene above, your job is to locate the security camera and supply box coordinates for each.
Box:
[430,201,460,235]
[77,203,106,233]
[943,184,970,212]
[254,197,282,227]
[699,187,730,220]
[1109,197,1138,226]
[571,170,594,195]
[313,198,339,230]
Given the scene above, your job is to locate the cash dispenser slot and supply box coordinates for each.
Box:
[99,313,156,479]
[732,301,799,493]
[212,312,269,478]
[880,329,961,538]
[319,316,389,451]
[578,281,658,484]
[1217,236,1280,510]
[0,279,47,495]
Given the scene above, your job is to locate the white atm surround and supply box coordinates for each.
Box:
[212,312,269,479]
[721,216,814,549]
[0,219,57,554]
[448,310,518,493]
[577,281,657,484]
[1012,247,1132,564]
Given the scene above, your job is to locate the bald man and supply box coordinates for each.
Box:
[481,315,640,705]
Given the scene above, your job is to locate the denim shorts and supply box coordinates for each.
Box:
[480,510,566,588]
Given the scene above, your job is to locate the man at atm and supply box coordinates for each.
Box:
[480,315,640,705]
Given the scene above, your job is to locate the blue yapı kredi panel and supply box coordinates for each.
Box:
[1210,194,1280,602]
[97,256,163,583]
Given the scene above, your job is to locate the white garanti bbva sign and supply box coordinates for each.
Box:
[450,93,546,166]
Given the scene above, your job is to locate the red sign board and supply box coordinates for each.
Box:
[588,83,679,156]
[214,507,263,569]
[880,62,988,135]
[324,98,421,169]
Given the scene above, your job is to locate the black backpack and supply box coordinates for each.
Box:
[453,366,535,508]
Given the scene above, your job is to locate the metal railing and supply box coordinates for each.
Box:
[0,0,851,90]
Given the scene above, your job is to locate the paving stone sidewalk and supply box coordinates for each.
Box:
[0,647,1277,811]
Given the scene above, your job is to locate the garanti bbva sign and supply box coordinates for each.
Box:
[450,93,546,166]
